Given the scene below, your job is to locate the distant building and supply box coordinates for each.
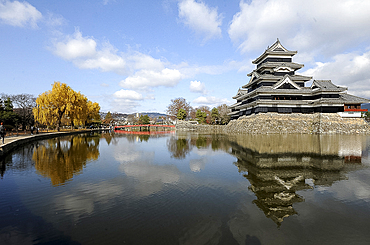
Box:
[229,39,369,120]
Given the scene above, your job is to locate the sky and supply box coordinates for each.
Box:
[1,0,370,114]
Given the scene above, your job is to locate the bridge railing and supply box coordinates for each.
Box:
[114,124,175,130]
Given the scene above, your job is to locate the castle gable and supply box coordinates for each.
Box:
[273,75,301,90]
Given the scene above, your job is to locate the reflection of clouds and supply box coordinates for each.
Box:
[119,161,180,184]
[113,140,181,196]
[119,161,180,196]
[54,194,94,218]
[114,151,142,162]
[53,181,125,221]
[189,158,207,172]
[317,170,370,203]
[194,148,225,156]
[119,160,181,197]
[113,140,145,163]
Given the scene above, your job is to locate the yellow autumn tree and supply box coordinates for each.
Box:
[67,91,88,127]
[33,82,100,130]
[86,101,101,125]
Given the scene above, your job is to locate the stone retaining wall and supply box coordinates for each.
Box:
[176,113,370,134]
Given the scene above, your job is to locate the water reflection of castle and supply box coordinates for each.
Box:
[229,134,366,225]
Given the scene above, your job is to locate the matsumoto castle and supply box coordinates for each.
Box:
[229,39,369,120]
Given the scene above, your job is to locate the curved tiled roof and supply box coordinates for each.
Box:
[311,80,347,92]
[339,93,370,104]
[252,39,297,64]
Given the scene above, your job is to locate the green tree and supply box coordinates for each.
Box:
[196,109,207,124]
[139,114,150,124]
[211,107,219,124]
[198,106,211,123]
[177,108,187,120]
[0,97,19,128]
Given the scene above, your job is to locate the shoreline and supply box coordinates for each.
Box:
[0,129,107,157]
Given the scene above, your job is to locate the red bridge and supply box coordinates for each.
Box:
[114,125,175,131]
[115,124,175,129]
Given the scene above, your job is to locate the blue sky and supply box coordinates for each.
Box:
[1,0,370,114]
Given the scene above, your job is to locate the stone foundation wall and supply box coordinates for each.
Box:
[176,113,370,134]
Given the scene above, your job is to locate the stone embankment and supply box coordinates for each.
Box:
[0,129,106,157]
[176,113,370,134]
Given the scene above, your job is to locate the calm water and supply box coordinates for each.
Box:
[1,131,370,245]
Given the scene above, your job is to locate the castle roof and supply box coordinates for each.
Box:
[340,93,370,104]
[252,39,297,64]
[248,62,304,76]
[243,74,312,88]
[311,80,347,92]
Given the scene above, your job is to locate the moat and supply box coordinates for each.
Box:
[1,131,370,244]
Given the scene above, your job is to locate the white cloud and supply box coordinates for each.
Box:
[0,0,42,28]
[76,45,127,74]
[110,98,141,114]
[53,30,185,89]
[127,52,164,71]
[119,68,183,90]
[228,0,370,56]
[53,29,128,74]
[54,30,97,60]
[302,49,370,98]
[189,80,207,94]
[113,89,143,100]
[193,96,230,106]
[178,0,222,41]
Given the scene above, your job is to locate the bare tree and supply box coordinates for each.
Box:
[11,94,36,130]
[166,98,191,119]
[217,104,230,124]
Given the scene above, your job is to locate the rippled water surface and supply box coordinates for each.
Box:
[1,131,370,244]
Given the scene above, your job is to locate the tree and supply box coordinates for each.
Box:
[217,104,230,124]
[196,109,207,124]
[86,101,100,125]
[211,107,219,124]
[189,106,197,120]
[139,114,150,124]
[0,97,19,128]
[198,106,211,124]
[11,94,36,130]
[103,111,113,124]
[34,82,73,131]
[33,82,100,131]
[177,109,187,120]
[66,91,89,128]
[166,98,191,119]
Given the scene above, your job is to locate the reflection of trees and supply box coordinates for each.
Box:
[229,134,366,226]
[100,132,117,145]
[1,143,36,178]
[195,136,207,149]
[138,135,150,142]
[167,134,232,159]
[33,135,100,186]
[167,136,193,159]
